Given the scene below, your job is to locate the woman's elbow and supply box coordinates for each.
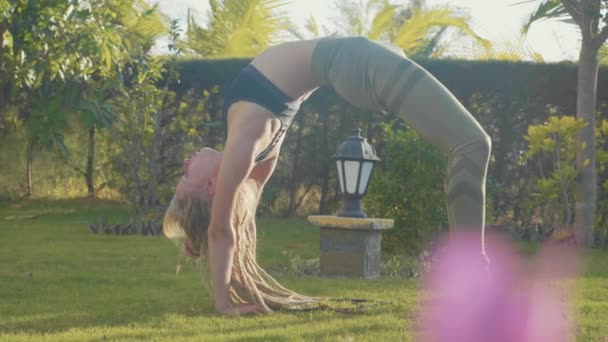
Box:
[208,225,236,245]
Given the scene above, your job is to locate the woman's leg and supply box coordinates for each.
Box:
[378,56,491,251]
[313,37,491,254]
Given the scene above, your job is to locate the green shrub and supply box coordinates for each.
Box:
[266,251,320,277]
[364,123,447,256]
[521,113,585,239]
[522,110,608,243]
[380,254,427,279]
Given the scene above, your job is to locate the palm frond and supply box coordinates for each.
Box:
[111,0,167,52]
[414,26,447,58]
[393,6,489,56]
[367,2,399,40]
[184,0,290,57]
[305,16,321,37]
[520,0,574,35]
[184,9,211,55]
[336,0,367,35]
[456,31,545,62]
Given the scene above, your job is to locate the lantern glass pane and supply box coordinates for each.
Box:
[336,161,345,193]
[358,161,374,194]
[344,160,360,194]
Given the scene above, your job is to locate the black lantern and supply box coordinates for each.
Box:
[332,129,380,218]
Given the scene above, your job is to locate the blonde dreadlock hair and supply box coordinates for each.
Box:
[163,179,322,311]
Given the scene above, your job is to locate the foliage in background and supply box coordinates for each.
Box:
[521,111,586,239]
[0,0,132,144]
[55,0,166,198]
[0,0,166,198]
[595,116,608,244]
[330,0,490,58]
[521,0,608,246]
[521,110,608,244]
[601,44,608,65]
[105,22,207,235]
[183,0,290,57]
[365,122,447,255]
[0,129,95,199]
[113,0,166,53]
[466,33,545,62]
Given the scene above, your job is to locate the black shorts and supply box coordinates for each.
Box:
[223,64,302,163]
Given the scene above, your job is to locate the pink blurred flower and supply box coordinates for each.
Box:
[417,231,578,342]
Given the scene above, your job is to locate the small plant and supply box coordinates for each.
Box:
[380,251,432,279]
[87,216,160,236]
[0,185,20,203]
[522,111,585,238]
[267,251,320,277]
[287,254,320,277]
[522,108,608,242]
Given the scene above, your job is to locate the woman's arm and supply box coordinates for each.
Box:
[208,136,255,313]
[208,108,276,315]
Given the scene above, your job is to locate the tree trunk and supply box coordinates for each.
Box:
[285,114,305,217]
[574,36,599,247]
[318,168,330,213]
[85,125,96,197]
[26,137,33,198]
[0,22,7,116]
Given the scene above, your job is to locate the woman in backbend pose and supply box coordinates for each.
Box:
[163,36,492,315]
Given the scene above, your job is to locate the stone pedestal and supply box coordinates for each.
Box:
[307,215,394,279]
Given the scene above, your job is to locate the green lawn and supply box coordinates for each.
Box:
[0,199,607,341]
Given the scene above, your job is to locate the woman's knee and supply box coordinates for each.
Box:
[476,131,492,159]
[449,131,492,166]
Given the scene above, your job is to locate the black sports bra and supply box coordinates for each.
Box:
[223,64,302,163]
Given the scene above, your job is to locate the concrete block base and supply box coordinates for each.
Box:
[308,215,394,279]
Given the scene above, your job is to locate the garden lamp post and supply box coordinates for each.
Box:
[333,129,380,218]
[308,128,392,278]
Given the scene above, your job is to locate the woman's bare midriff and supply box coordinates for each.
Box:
[249,38,322,100]
[225,39,323,162]
[226,101,284,161]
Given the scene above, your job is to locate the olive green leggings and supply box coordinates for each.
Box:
[312,37,491,249]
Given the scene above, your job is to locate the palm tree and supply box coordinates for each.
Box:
[330,0,490,58]
[522,0,608,246]
[183,0,290,57]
